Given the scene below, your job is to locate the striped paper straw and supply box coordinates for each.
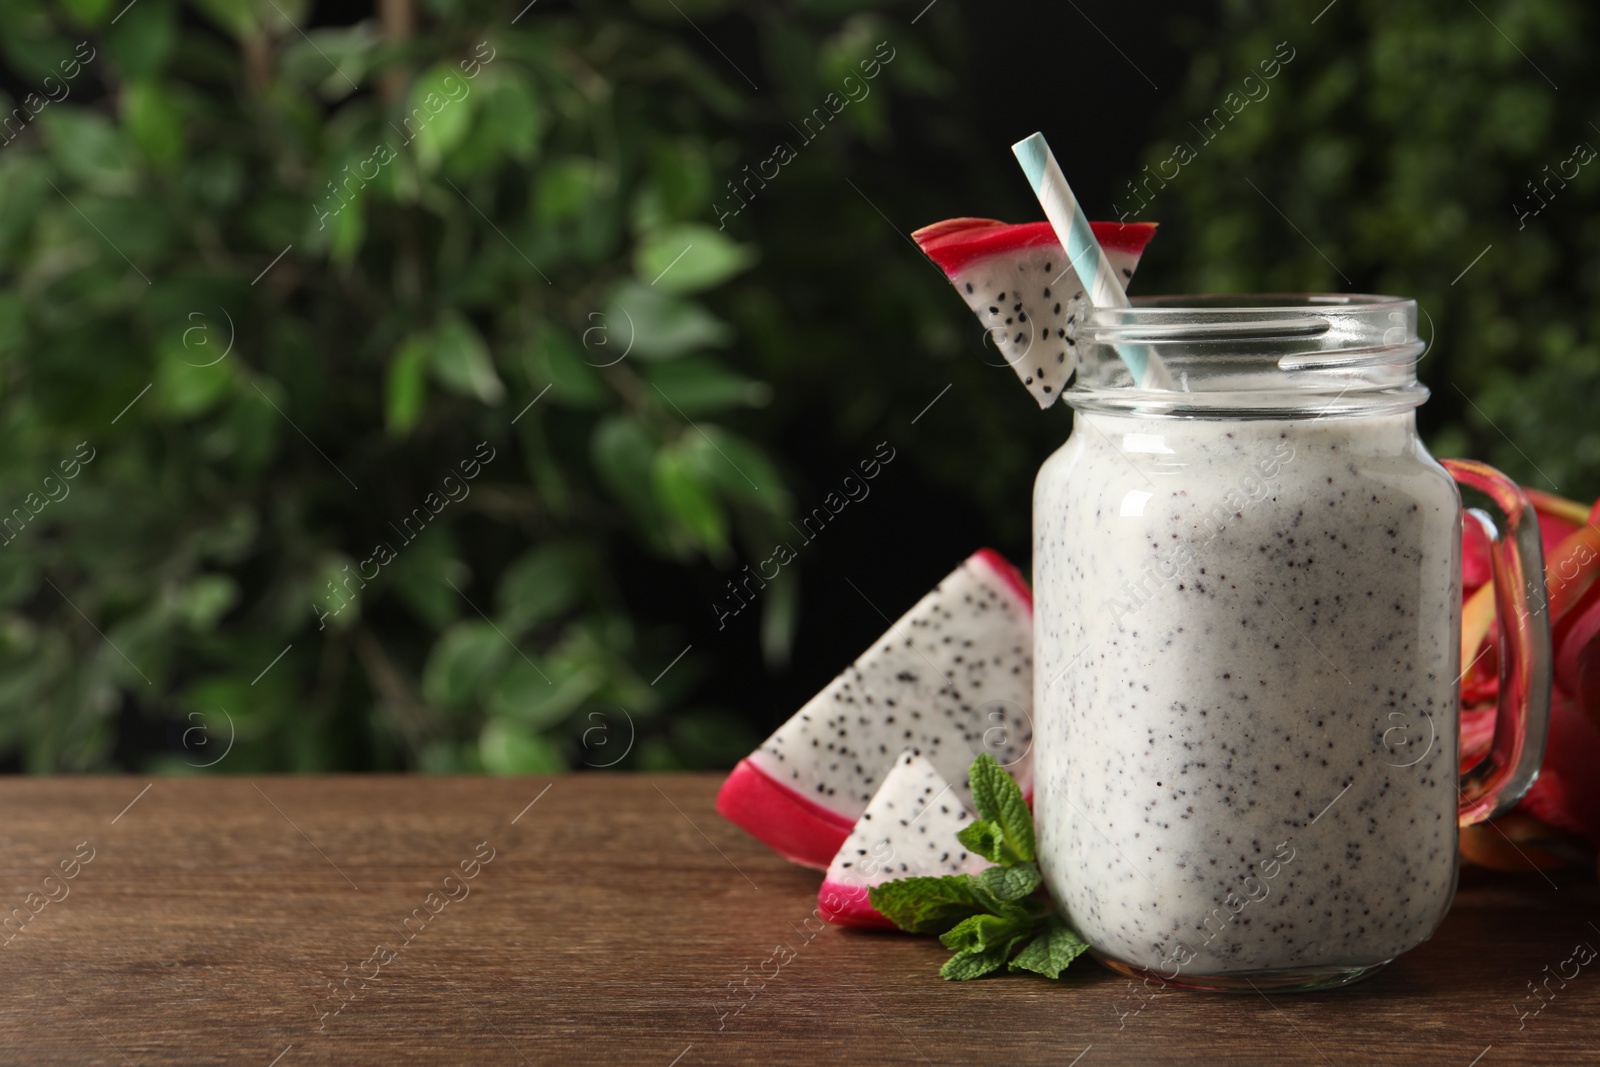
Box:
[1011,132,1168,389]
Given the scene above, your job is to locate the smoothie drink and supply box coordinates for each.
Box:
[1033,410,1461,979]
[1030,294,1550,990]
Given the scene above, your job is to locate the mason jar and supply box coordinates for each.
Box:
[1032,295,1551,992]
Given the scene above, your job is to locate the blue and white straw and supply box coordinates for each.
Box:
[1011,132,1167,389]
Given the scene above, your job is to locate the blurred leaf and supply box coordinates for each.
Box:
[419,739,484,773]
[422,621,509,710]
[122,81,184,167]
[591,417,663,538]
[479,718,564,774]
[761,568,799,668]
[326,191,366,264]
[496,543,587,634]
[431,313,504,405]
[385,531,466,631]
[819,16,893,142]
[653,442,729,557]
[183,149,243,210]
[677,424,790,514]
[42,109,136,194]
[489,657,603,731]
[643,356,771,414]
[605,280,731,360]
[0,159,46,261]
[104,0,177,78]
[632,137,714,228]
[406,60,475,169]
[308,556,362,633]
[156,346,234,418]
[179,675,281,741]
[634,224,757,295]
[60,0,114,21]
[445,69,542,177]
[282,23,376,99]
[537,157,604,223]
[188,0,262,37]
[524,330,607,408]
[485,76,543,161]
[176,575,239,631]
[386,335,432,433]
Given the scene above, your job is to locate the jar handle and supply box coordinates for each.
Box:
[1444,459,1553,826]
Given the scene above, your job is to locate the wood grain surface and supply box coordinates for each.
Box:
[0,774,1595,1066]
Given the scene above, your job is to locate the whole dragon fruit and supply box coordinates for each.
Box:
[1458,487,1600,872]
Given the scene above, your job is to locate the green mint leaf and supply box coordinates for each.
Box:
[966,753,1006,822]
[956,819,1009,865]
[939,913,1033,953]
[976,861,1043,902]
[966,879,1035,923]
[967,753,1035,863]
[867,876,988,935]
[1008,916,1091,980]
[940,944,1010,981]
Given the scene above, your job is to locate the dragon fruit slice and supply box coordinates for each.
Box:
[817,752,990,929]
[912,217,1158,408]
[717,548,1033,869]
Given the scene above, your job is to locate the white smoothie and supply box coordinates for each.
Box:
[1034,410,1461,977]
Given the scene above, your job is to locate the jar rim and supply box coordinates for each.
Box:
[1096,293,1413,317]
[1070,292,1427,418]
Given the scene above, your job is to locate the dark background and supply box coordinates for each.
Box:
[650,0,1219,753]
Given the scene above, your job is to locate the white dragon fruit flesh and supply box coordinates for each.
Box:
[912,217,1157,408]
[817,751,991,928]
[716,548,1033,869]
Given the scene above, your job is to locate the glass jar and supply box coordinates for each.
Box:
[1032,295,1551,992]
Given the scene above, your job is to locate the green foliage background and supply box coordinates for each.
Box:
[1135,0,1600,493]
[0,0,1592,773]
[0,0,979,773]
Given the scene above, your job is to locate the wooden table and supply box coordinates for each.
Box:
[1,775,1595,1065]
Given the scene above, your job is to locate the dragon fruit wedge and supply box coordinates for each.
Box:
[818,751,991,929]
[716,548,1034,869]
[912,217,1158,408]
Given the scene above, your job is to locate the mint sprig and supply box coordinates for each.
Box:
[975,862,1042,902]
[1010,916,1091,979]
[967,752,1036,863]
[865,753,1090,981]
